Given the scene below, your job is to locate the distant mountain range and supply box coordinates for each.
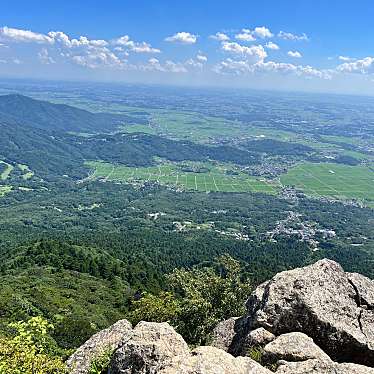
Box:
[0,94,139,133]
[0,94,261,180]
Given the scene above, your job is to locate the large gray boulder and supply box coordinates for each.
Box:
[159,346,273,374]
[67,319,132,374]
[276,359,374,374]
[263,332,330,363]
[110,321,189,373]
[244,259,374,366]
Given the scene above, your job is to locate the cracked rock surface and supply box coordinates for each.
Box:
[244,259,374,366]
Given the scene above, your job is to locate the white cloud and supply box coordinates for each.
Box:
[165,32,197,44]
[278,31,309,41]
[142,56,206,73]
[288,50,302,58]
[71,47,125,69]
[112,35,160,53]
[221,42,267,63]
[338,56,356,62]
[253,26,273,39]
[209,32,230,41]
[235,26,273,42]
[265,42,279,50]
[164,60,188,72]
[197,54,208,62]
[214,58,331,80]
[131,42,160,54]
[0,26,53,44]
[38,48,56,64]
[13,58,22,64]
[337,57,374,74]
[235,30,256,42]
[112,35,132,46]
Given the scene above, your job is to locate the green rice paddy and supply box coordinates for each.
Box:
[86,161,278,194]
[281,162,374,203]
[87,160,374,206]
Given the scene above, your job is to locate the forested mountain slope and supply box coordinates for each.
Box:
[0,94,140,133]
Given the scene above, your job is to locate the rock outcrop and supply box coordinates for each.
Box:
[215,259,374,366]
[68,259,374,373]
[111,321,189,373]
[263,332,330,363]
[67,319,132,374]
[159,346,272,374]
[276,359,374,374]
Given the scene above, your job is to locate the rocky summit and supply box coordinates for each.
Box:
[68,259,374,373]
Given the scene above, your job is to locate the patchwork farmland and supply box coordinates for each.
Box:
[85,161,278,194]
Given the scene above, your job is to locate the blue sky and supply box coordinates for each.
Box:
[1,0,374,94]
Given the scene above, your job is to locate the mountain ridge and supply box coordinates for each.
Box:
[0,94,141,133]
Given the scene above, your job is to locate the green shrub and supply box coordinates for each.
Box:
[0,316,66,373]
[89,349,114,374]
[129,255,251,346]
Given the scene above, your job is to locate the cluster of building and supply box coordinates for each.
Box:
[266,211,336,250]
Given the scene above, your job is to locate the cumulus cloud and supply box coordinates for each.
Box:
[71,49,124,69]
[253,26,273,39]
[278,31,309,41]
[221,42,267,63]
[235,29,256,42]
[112,35,160,53]
[0,26,164,70]
[265,42,280,50]
[235,26,273,42]
[338,56,356,62]
[209,32,230,41]
[288,50,302,58]
[197,54,208,62]
[165,32,197,44]
[141,58,190,73]
[0,24,343,83]
[0,26,53,44]
[38,48,55,64]
[214,58,331,80]
[337,57,374,74]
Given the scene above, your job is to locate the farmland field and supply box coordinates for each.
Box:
[0,185,12,197]
[0,161,14,180]
[86,161,278,194]
[281,162,374,203]
[86,160,374,205]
